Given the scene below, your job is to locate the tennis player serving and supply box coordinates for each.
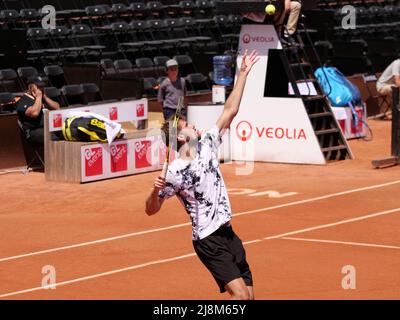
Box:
[145,50,259,300]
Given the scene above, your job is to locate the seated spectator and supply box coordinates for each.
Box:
[282,0,302,44]
[377,58,400,96]
[16,79,60,145]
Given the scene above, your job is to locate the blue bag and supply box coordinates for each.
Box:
[314,66,361,107]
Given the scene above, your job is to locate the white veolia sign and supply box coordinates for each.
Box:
[230,25,326,165]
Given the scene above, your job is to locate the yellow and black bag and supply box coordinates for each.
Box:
[62,116,123,142]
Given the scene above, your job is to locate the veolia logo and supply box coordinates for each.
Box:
[242,34,251,44]
[236,120,253,141]
[236,120,308,141]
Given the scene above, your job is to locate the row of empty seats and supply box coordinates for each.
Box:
[24,15,241,66]
[304,1,400,75]
[0,0,218,27]
[317,0,400,9]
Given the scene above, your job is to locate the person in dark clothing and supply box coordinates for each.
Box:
[16,79,60,145]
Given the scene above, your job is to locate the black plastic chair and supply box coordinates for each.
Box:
[71,24,106,60]
[114,59,134,73]
[17,67,41,89]
[0,9,19,28]
[19,8,40,27]
[100,59,117,75]
[43,86,66,108]
[173,55,197,77]
[112,3,129,15]
[81,83,103,103]
[44,65,67,88]
[153,56,170,67]
[129,2,147,19]
[186,73,210,93]
[17,118,44,171]
[136,57,161,78]
[179,0,196,16]
[146,1,165,18]
[61,84,86,106]
[0,69,23,93]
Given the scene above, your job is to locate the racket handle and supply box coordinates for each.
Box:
[161,161,168,178]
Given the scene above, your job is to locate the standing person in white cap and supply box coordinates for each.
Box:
[157,59,187,120]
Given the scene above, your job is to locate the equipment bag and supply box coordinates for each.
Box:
[314,66,361,107]
[62,116,124,142]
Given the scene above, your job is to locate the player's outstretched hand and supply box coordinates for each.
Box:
[240,49,260,75]
[154,176,166,190]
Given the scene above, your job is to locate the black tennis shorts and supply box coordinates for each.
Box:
[192,224,253,293]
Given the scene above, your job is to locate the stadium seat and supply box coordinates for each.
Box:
[43,86,66,107]
[173,55,197,77]
[81,83,103,103]
[195,0,214,18]
[135,57,154,68]
[100,59,117,75]
[17,67,40,89]
[146,1,165,18]
[129,2,147,19]
[0,69,23,93]
[153,56,170,67]
[362,73,392,118]
[112,3,129,15]
[19,9,40,28]
[61,84,86,105]
[186,72,210,93]
[44,65,67,88]
[114,59,134,73]
[0,10,20,27]
[179,0,196,16]
[71,24,106,60]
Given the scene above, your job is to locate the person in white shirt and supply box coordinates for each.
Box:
[146,50,259,300]
[376,58,400,96]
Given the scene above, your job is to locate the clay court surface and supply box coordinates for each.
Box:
[1,118,399,300]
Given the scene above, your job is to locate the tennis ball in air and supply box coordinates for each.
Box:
[265,4,276,15]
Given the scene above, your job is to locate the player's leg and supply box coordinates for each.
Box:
[247,285,255,300]
[224,277,251,300]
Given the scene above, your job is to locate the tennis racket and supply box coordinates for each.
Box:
[161,96,184,178]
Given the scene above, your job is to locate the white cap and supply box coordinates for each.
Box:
[166,59,178,68]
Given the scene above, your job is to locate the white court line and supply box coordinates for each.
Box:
[282,237,400,250]
[262,208,400,240]
[1,206,400,298]
[1,179,400,263]
[0,253,196,298]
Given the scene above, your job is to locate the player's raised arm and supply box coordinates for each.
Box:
[216,49,259,133]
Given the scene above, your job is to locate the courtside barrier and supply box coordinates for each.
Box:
[44,99,167,183]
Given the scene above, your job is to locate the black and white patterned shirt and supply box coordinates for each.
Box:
[159,125,232,240]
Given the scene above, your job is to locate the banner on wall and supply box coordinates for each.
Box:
[231,24,326,165]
